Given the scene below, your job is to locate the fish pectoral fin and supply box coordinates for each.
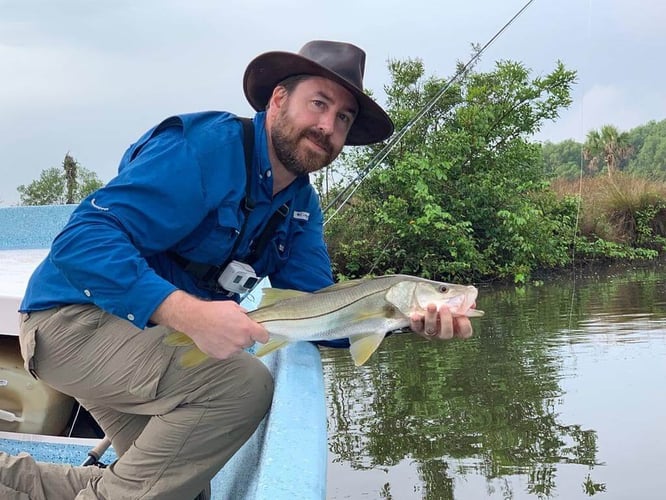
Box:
[255,338,290,357]
[258,288,310,308]
[348,332,387,367]
[163,331,195,347]
[179,347,209,368]
[465,309,485,318]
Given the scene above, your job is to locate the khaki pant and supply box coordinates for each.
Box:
[0,304,274,499]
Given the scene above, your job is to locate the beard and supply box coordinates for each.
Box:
[271,108,338,176]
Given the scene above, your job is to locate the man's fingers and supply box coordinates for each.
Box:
[423,303,439,336]
[252,325,270,344]
[411,303,475,341]
[435,306,454,339]
[453,316,473,339]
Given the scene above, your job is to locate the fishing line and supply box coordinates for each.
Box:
[567,0,593,331]
[323,0,538,225]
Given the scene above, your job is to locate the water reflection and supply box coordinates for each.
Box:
[323,264,666,499]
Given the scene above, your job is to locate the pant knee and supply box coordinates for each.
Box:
[202,353,275,427]
[236,356,275,421]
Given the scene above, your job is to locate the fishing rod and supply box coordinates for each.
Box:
[81,436,112,467]
[323,0,537,225]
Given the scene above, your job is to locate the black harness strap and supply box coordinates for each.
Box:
[169,117,289,293]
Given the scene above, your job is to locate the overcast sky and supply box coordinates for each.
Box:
[2,0,665,206]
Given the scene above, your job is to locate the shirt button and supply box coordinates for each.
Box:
[83,289,91,297]
[266,170,272,178]
[127,313,135,321]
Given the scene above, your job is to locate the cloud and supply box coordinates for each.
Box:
[2,0,666,205]
[537,83,666,143]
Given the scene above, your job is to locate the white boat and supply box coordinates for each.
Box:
[0,205,327,499]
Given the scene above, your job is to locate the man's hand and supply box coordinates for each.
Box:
[152,290,269,359]
[409,303,473,341]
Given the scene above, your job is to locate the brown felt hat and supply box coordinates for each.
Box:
[243,40,394,146]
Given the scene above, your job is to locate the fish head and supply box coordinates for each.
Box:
[385,277,480,317]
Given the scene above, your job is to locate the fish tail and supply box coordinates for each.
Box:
[163,331,195,346]
[178,347,210,368]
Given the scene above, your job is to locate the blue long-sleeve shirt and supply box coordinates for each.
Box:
[20,111,337,333]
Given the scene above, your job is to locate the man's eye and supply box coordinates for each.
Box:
[312,100,325,108]
[338,113,350,123]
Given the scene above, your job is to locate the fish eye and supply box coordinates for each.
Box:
[438,285,448,293]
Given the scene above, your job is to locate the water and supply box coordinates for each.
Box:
[323,264,666,499]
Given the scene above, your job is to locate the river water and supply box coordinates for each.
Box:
[322,263,666,499]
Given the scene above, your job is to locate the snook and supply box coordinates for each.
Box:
[165,274,484,367]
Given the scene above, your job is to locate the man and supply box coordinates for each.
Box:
[0,40,472,499]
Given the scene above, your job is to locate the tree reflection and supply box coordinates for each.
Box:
[324,265,665,498]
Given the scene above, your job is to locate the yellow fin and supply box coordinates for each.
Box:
[348,332,387,366]
[255,338,290,357]
[178,347,209,368]
[163,331,195,347]
[258,288,309,308]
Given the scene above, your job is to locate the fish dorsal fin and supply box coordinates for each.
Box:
[258,288,309,308]
[163,331,195,347]
[314,278,369,294]
[255,338,290,358]
[348,332,387,366]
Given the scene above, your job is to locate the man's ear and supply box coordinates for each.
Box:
[269,86,289,110]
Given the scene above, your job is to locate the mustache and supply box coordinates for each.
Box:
[303,129,333,156]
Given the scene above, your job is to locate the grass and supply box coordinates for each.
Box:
[550,173,666,248]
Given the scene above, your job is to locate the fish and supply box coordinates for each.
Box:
[164,274,484,368]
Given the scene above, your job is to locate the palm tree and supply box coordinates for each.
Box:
[583,125,633,177]
[63,153,78,204]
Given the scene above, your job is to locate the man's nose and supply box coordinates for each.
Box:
[317,111,336,135]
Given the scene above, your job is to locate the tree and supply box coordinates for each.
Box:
[63,153,78,204]
[324,58,578,283]
[540,139,583,179]
[16,167,67,206]
[583,125,634,177]
[626,119,666,180]
[17,153,104,206]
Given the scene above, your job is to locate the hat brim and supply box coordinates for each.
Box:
[243,51,394,146]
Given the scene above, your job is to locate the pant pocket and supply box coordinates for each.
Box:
[18,315,38,378]
[127,330,173,400]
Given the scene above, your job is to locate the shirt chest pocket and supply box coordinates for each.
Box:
[173,205,241,264]
[252,215,307,276]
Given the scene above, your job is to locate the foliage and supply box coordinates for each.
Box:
[550,173,666,259]
[17,153,103,206]
[543,119,666,182]
[625,119,666,179]
[540,139,582,180]
[324,58,578,283]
